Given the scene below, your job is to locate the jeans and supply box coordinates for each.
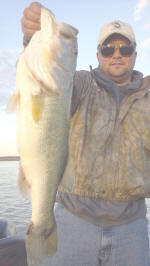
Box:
[42,202,150,266]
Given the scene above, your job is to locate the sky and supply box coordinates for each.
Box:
[0,0,150,156]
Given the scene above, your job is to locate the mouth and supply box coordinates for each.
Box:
[110,63,125,69]
[110,62,124,66]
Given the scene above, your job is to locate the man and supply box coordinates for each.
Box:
[21,2,150,266]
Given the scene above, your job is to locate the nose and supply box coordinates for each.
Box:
[112,48,122,58]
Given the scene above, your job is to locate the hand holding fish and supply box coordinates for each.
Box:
[21,2,41,39]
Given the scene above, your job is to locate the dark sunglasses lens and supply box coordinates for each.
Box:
[101,45,134,57]
[101,46,115,57]
[120,46,134,57]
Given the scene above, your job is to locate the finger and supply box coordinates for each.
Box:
[21,17,40,31]
[22,26,40,38]
[23,8,41,23]
[29,2,42,15]
[21,19,40,38]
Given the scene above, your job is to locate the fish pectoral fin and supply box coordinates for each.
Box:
[18,162,31,199]
[6,91,20,113]
[26,219,57,265]
[32,95,44,123]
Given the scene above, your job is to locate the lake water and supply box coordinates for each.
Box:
[1,160,150,238]
[0,161,31,236]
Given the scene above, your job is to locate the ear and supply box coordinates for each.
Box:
[96,51,100,63]
[133,51,137,64]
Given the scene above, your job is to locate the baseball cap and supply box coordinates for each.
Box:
[97,20,136,47]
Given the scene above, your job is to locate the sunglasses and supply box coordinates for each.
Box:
[100,43,135,57]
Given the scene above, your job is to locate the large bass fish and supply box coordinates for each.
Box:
[7,7,78,266]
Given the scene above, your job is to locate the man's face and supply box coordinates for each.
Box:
[97,35,137,85]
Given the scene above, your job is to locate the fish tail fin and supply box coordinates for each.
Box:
[6,91,20,113]
[26,220,57,266]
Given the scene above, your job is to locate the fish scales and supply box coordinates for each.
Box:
[7,7,78,266]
